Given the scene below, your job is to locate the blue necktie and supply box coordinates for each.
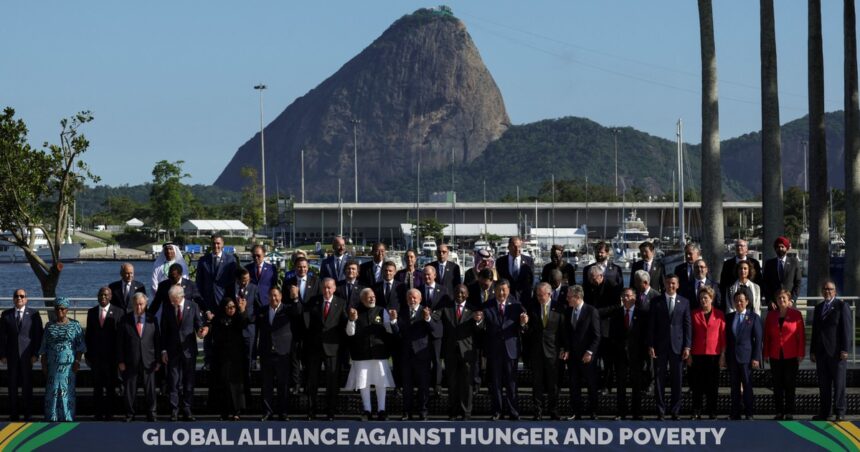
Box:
[734,313,744,336]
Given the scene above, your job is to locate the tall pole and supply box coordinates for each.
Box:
[451,147,456,244]
[483,179,487,238]
[351,119,360,203]
[677,119,686,247]
[613,129,619,199]
[300,149,305,203]
[254,84,268,228]
[416,156,421,246]
[338,178,343,236]
[551,174,556,244]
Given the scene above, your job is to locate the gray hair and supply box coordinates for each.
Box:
[406,288,422,300]
[633,269,650,284]
[588,266,603,277]
[549,269,563,280]
[132,292,148,304]
[168,285,185,301]
[568,285,584,299]
[535,282,552,294]
[359,287,375,301]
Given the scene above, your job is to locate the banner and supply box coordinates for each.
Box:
[1,421,858,451]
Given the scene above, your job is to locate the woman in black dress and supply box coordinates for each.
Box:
[211,296,249,420]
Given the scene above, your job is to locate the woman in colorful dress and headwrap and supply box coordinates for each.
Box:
[39,297,86,421]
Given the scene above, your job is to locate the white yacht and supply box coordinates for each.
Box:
[611,210,651,265]
[0,230,81,264]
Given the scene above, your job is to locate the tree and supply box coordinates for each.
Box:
[240,166,263,237]
[410,218,447,244]
[844,0,860,296]
[761,0,784,261]
[698,0,726,281]
[0,108,99,298]
[150,160,191,238]
[807,0,830,296]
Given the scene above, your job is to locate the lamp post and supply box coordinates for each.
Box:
[253,84,267,230]
[350,118,360,244]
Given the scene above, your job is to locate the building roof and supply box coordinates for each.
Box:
[125,218,144,227]
[400,223,519,237]
[181,219,249,231]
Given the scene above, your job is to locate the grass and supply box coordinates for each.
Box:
[87,230,115,241]
[72,234,104,249]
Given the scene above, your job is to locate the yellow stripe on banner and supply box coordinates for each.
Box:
[833,422,860,450]
[0,423,30,450]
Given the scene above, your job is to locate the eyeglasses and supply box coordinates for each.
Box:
[13,294,26,299]
[823,287,836,292]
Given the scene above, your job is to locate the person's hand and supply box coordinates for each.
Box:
[0,357,6,364]
[681,348,690,360]
[752,360,760,369]
[559,351,569,361]
[118,362,126,372]
[519,313,529,325]
[810,352,816,363]
[388,309,398,321]
[582,352,592,364]
[719,354,726,369]
[840,351,849,361]
[473,311,484,323]
[290,286,299,300]
[72,361,80,373]
[685,356,693,367]
[238,298,247,313]
[422,307,432,321]
[161,352,169,365]
[206,311,215,321]
[154,363,160,372]
[198,326,209,338]
[348,308,358,321]
[649,347,656,359]
[31,356,38,364]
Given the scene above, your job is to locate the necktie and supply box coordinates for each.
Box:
[16,311,23,329]
[696,280,703,296]
[668,296,675,314]
[426,287,432,304]
[687,264,692,279]
[410,308,416,319]
[299,278,306,300]
[385,282,391,298]
[375,264,382,282]
[734,313,744,336]
[257,265,263,280]
[644,261,650,272]
[778,259,785,281]
[499,302,505,317]
[822,301,832,317]
[177,306,182,325]
[324,300,331,320]
[552,289,558,303]
[483,289,489,303]
[543,304,549,327]
[346,283,352,302]
[214,254,221,272]
[439,263,445,281]
[336,257,342,279]
[124,282,130,300]
[625,308,631,329]
[456,304,462,320]
[99,308,106,327]
[572,308,579,329]
[136,316,143,337]
[511,258,520,279]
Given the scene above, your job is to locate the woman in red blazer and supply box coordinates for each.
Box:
[687,286,725,420]
[763,289,805,420]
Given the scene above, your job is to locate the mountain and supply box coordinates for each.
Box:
[214,7,509,201]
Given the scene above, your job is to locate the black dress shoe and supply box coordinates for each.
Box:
[836,415,846,421]
[657,415,665,421]
[146,415,156,422]
[509,413,520,421]
[261,413,273,421]
[403,414,412,421]
[773,414,784,420]
[182,414,196,422]
[279,414,289,421]
[377,411,387,421]
[490,413,501,421]
[9,416,20,422]
[326,416,335,422]
[361,411,371,421]
[550,413,560,420]
[632,415,644,421]
[534,414,543,421]
[306,414,314,421]
[744,415,753,421]
[671,414,679,421]
[170,414,178,422]
[463,414,472,421]
[124,416,134,423]
[567,415,581,421]
[614,415,624,421]
[784,414,794,420]
[812,415,830,421]
[419,413,428,421]
[589,414,597,420]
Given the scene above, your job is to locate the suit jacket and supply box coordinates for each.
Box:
[429,260,462,295]
[467,281,495,309]
[393,305,440,360]
[496,254,535,306]
[725,310,763,364]
[762,256,802,302]
[373,279,405,310]
[608,303,648,363]
[419,283,450,311]
[690,308,726,355]
[85,304,123,365]
[254,301,300,358]
[358,260,386,288]
[630,259,665,293]
[673,261,696,290]
[0,307,43,362]
[434,301,482,361]
[320,254,349,282]
[583,280,622,338]
[648,293,692,355]
[811,298,852,359]
[720,257,763,298]
[763,308,805,360]
[304,295,348,357]
[232,282,262,320]
[526,302,566,359]
[336,279,365,308]
[117,312,161,370]
[583,261,625,293]
[540,262,577,286]
[683,277,722,311]
[246,261,278,306]
[108,279,147,312]
[196,252,239,313]
[635,287,661,314]
[480,298,526,360]
[150,278,203,316]
[160,300,204,359]
[563,303,601,358]
[283,274,321,331]
[395,268,423,290]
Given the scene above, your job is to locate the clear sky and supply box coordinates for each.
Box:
[1,0,849,186]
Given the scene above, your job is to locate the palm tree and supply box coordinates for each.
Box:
[844,0,860,296]
[761,0,783,262]
[698,0,725,281]
[807,0,829,296]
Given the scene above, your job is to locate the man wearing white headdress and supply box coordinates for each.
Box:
[152,243,189,295]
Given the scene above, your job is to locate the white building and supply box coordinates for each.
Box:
[180,219,251,238]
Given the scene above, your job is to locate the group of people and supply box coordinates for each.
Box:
[0,234,852,422]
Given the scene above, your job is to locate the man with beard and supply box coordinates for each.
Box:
[321,235,350,282]
[762,236,802,308]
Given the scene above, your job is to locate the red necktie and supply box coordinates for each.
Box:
[99,309,106,327]
[257,265,262,279]
[136,317,143,337]
[624,308,630,329]
[324,300,331,320]
[499,303,505,316]
[456,304,462,320]
[177,306,183,325]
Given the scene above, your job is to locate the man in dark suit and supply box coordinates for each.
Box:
[86,286,124,420]
[526,283,566,420]
[435,284,483,420]
[562,285,601,420]
[336,261,365,307]
[547,269,569,305]
[630,241,664,293]
[725,290,763,420]
[429,243,462,295]
[495,237,535,309]
[283,256,321,392]
[541,244,576,286]
[762,236,802,308]
[683,259,721,311]
[373,261,404,310]
[303,278,348,420]
[234,267,262,372]
[673,243,701,290]
[467,268,495,391]
[160,285,207,421]
[246,244,277,306]
[150,263,203,316]
[719,239,763,301]
[320,235,349,282]
[610,288,649,420]
[583,265,622,392]
[196,234,238,368]
[582,241,624,294]
[392,288,439,420]
[421,265,450,396]
[479,279,527,420]
[0,288,44,421]
[255,287,301,421]
[811,281,852,421]
[117,293,161,422]
[358,242,387,287]
[648,274,691,420]
[109,262,147,312]
[632,270,661,313]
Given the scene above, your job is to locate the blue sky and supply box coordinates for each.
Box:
[0,0,849,186]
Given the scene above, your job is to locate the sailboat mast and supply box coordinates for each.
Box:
[677,119,686,247]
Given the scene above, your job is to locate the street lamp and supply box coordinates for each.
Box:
[254,84,267,230]
[351,118,360,203]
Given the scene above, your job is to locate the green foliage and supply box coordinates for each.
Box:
[240,166,263,234]
[409,217,448,243]
[150,160,192,233]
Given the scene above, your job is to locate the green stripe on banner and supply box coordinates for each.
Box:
[3,423,51,452]
[809,422,859,452]
[15,423,78,452]
[779,421,849,452]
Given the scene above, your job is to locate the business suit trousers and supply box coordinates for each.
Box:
[7,359,34,420]
[728,360,754,418]
[91,360,118,419]
[531,356,559,416]
[445,355,474,417]
[690,354,720,416]
[567,359,598,416]
[402,353,431,415]
[124,362,156,418]
[654,351,683,416]
[614,355,646,418]
[261,353,291,416]
[290,340,304,388]
[168,355,196,415]
[770,357,798,415]
[430,338,443,391]
[488,355,519,416]
[816,355,847,417]
[305,354,340,417]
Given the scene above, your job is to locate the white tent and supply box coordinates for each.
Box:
[180,219,251,238]
[125,218,144,228]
